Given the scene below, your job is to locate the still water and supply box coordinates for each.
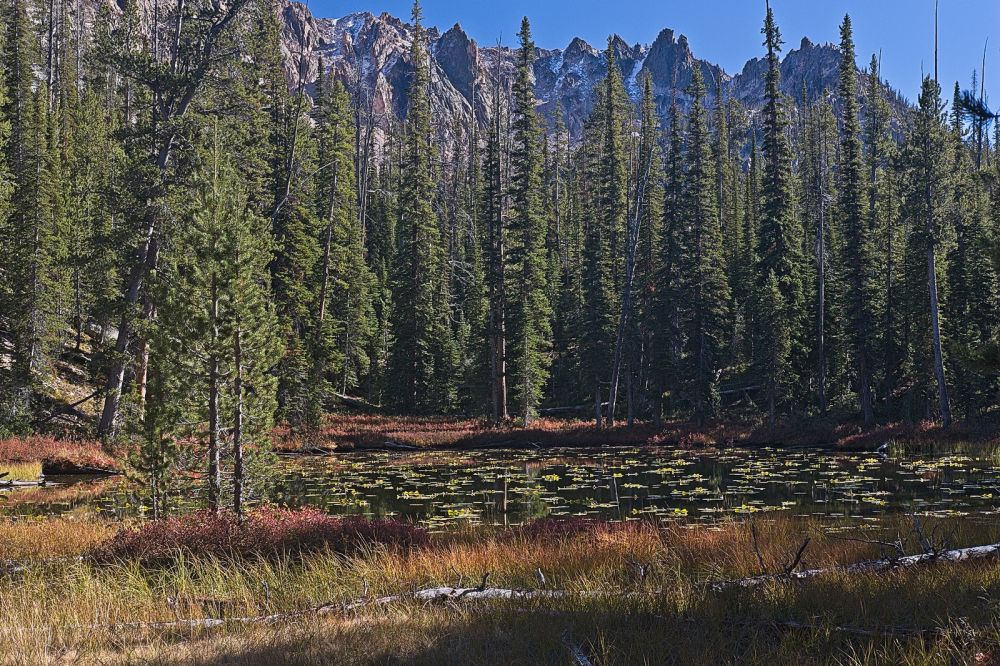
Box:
[4,447,1000,526]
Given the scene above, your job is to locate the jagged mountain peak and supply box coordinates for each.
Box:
[271,3,907,141]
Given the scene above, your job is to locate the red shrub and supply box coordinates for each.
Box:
[93,508,427,564]
[0,436,119,472]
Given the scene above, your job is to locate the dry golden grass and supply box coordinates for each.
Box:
[0,461,42,481]
[0,517,117,561]
[3,514,1000,663]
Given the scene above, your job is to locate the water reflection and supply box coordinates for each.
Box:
[4,447,1000,525]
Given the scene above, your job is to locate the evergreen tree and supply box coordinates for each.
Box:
[899,77,953,424]
[584,38,630,427]
[679,67,731,423]
[864,54,901,413]
[651,102,686,420]
[508,17,552,424]
[387,1,457,414]
[482,65,508,422]
[153,131,280,513]
[314,76,375,401]
[945,84,999,415]
[635,76,664,420]
[838,15,877,425]
[756,4,804,426]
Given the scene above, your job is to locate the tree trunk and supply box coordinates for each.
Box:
[207,272,221,512]
[593,380,603,430]
[927,244,952,427]
[233,316,244,517]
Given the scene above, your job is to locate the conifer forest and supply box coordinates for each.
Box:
[1,0,1000,662]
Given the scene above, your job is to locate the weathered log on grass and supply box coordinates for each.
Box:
[76,541,1000,633]
[710,541,1000,591]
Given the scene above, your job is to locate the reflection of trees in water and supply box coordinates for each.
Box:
[8,449,1000,524]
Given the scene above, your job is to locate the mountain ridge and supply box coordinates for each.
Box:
[275,1,910,140]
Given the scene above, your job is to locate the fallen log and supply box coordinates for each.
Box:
[0,479,46,488]
[69,541,1000,633]
[539,403,608,417]
[382,440,420,451]
[710,541,1000,591]
[333,393,377,411]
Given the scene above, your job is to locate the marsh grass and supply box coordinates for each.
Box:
[0,461,42,481]
[3,514,1000,663]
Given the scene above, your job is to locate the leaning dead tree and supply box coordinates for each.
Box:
[606,135,652,426]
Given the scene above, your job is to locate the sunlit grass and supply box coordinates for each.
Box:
[2,514,1000,663]
[1,461,42,481]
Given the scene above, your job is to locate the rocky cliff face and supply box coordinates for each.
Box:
[93,0,905,141]
[280,2,909,141]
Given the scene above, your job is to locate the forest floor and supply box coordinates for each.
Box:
[2,512,1000,664]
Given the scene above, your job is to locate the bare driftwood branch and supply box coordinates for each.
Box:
[711,541,1000,591]
[783,538,811,575]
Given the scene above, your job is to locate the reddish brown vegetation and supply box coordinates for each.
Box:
[650,415,1000,451]
[273,412,999,454]
[272,414,655,452]
[92,508,428,564]
[0,436,119,472]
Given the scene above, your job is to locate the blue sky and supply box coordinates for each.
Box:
[314,0,1000,105]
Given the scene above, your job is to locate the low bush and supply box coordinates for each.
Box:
[92,508,427,564]
[0,436,119,472]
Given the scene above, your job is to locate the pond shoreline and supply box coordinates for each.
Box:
[271,413,1000,456]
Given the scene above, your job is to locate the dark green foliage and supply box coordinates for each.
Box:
[3,0,997,452]
[678,67,731,423]
[507,18,552,423]
[756,5,805,425]
[838,15,877,424]
[387,1,458,414]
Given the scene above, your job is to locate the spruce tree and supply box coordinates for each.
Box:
[838,15,876,425]
[651,102,686,420]
[387,1,456,414]
[864,54,901,413]
[482,65,508,422]
[154,131,280,513]
[314,76,375,401]
[756,4,803,426]
[587,38,629,426]
[508,17,552,424]
[945,85,999,415]
[680,67,731,424]
[635,76,664,420]
[899,77,953,424]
